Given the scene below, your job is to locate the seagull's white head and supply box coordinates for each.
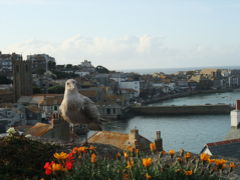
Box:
[65,79,78,92]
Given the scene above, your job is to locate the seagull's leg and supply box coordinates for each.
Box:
[70,123,74,143]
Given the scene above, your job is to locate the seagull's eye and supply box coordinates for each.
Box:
[67,82,70,85]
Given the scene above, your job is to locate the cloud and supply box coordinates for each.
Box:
[3,34,240,70]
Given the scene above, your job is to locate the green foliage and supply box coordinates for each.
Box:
[52,70,78,79]
[0,75,12,84]
[0,134,58,180]
[95,65,110,73]
[48,85,65,94]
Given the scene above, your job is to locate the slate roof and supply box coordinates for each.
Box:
[201,139,240,159]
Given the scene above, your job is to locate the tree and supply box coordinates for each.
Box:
[48,85,65,94]
[95,65,109,73]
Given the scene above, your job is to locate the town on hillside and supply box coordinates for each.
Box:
[1,51,240,135]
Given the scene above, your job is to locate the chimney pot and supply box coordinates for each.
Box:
[156,131,161,140]
[236,100,240,110]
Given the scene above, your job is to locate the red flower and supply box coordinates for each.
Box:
[45,168,52,175]
[44,161,55,175]
[66,161,73,170]
[67,152,75,161]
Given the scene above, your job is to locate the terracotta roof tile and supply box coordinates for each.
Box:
[26,123,52,137]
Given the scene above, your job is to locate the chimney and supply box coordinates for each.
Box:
[230,100,240,128]
[155,131,163,151]
[129,129,140,149]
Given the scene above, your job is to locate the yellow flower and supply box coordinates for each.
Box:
[142,158,152,167]
[149,143,156,152]
[230,162,237,168]
[184,152,191,160]
[169,149,175,157]
[52,163,64,171]
[145,173,151,180]
[123,152,129,159]
[54,152,68,160]
[91,153,97,163]
[40,178,45,180]
[184,170,193,176]
[126,160,134,168]
[200,153,210,161]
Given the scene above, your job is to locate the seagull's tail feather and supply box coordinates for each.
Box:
[88,122,102,131]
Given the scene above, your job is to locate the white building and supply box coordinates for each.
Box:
[119,81,140,97]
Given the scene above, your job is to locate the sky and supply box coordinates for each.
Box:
[1,0,240,70]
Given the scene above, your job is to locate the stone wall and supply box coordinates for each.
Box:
[131,104,232,115]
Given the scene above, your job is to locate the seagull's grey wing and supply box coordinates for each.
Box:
[82,96,100,121]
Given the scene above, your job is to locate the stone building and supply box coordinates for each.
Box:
[26,113,70,142]
[0,52,22,78]
[88,129,163,152]
[27,54,56,74]
[13,59,33,102]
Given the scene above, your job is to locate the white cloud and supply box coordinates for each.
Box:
[3,34,240,70]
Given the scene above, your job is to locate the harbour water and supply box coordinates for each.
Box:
[102,91,240,153]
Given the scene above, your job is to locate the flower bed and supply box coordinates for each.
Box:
[42,143,238,180]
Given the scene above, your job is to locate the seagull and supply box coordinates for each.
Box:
[59,79,102,142]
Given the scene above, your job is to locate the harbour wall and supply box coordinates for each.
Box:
[130,104,232,116]
[142,89,233,105]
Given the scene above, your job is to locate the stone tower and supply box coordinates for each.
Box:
[13,59,33,102]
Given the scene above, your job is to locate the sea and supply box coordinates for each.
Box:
[120,66,240,74]
[102,67,240,153]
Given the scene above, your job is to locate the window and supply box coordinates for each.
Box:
[106,108,111,115]
[113,108,116,114]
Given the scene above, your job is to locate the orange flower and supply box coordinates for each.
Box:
[177,157,183,163]
[184,152,191,160]
[116,152,121,158]
[88,145,96,151]
[127,146,134,152]
[135,149,140,155]
[126,160,134,168]
[215,159,227,166]
[54,152,69,160]
[208,158,216,164]
[91,153,97,163]
[123,152,129,159]
[142,158,152,167]
[145,173,151,180]
[159,151,166,158]
[149,143,156,152]
[215,159,227,169]
[230,162,237,168]
[169,149,175,157]
[184,170,193,176]
[200,153,210,161]
[78,146,87,153]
